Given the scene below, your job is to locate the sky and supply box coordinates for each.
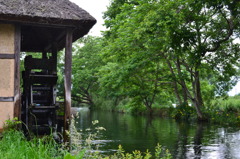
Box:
[70,0,110,36]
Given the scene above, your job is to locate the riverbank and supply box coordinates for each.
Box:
[94,95,240,127]
[208,96,240,126]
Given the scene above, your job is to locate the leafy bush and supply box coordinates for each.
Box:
[99,144,172,159]
[171,105,196,120]
[124,98,146,114]
[64,144,171,159]
[210,96,240,112]
[208,96,240,125]
[3,117,21,130]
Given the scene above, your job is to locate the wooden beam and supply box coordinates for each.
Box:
[0,18,76,29]
[0,54,15,59]
[0,97,14,102]
[64,28,73,142]
[14,25,21,119]
[44,31,66,52]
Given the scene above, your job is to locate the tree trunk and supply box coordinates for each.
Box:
[182,86,188,106]
[171,80,183,105]
[191,98,203,120]
[178,69,204,120]
[176,58,188,106]
[195,71,203,107]
[190,69,204,120]
[143,97,153,115]
[165,58,183,105]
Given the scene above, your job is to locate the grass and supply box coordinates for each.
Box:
[0,130,64,159]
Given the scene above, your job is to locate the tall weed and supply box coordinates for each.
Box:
[208,96,240,125]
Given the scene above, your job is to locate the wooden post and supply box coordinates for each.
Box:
[42,51,47,59]
[51,42,58,74]
[64,28,73,142]
[14,25,21,120]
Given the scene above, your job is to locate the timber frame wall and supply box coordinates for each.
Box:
[0,24,21,130]
[0,23,73,138]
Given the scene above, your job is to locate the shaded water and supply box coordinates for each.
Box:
[75,108,240,159]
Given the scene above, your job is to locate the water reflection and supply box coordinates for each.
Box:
[185,127,240,159]
[74,109,240,159]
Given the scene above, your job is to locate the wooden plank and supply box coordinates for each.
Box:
[0,97,14,102]
[24,57,55,70]
[14,25,21,119]
[0,54,15,59]
[64,28,73,142]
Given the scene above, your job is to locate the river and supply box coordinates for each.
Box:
[74,108,240,159]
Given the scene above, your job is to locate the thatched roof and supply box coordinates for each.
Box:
[0,0,96,52]
[0,0,96,26]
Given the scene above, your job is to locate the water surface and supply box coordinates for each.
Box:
[75,108,240,159]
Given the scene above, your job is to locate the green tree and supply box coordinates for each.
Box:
[100,1,176,112]
[103,0,240,119]
[99,51,172,113]
[71,36,104,106]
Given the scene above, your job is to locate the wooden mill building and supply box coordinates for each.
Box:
[0,0,96,136]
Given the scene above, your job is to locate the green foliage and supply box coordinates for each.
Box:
[93,95,117,110]
[211,96,240,112]
[70,36,105,106]
[104,144,172,159]
[101,0,240,118]
[171,105,196,120]
[63,150,85,159]
[3,117,21,131]
[56,50,65,100]
[207,95,240,125]
[0,130,64,159]
[118,98,147,114]
[68,0,240,117]
[62,144,171,159]
[64,153,76,159]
